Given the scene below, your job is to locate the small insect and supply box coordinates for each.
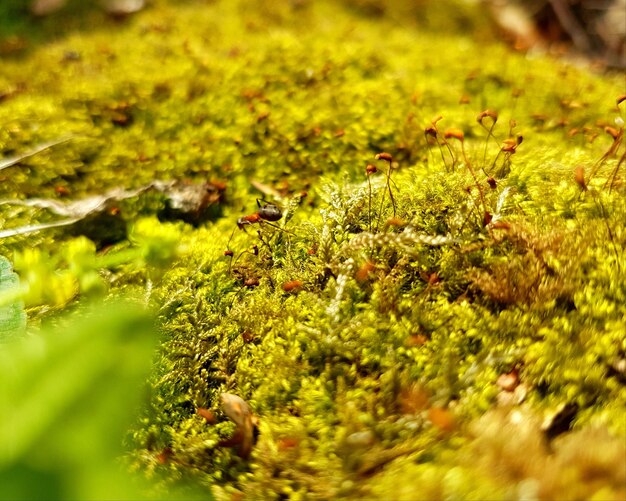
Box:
[225,195,296,274]
[237,213,261,230]
[255,198,283,221]
[236,199,283,230]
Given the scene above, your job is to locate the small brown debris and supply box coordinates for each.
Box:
[496,382,529,407]
[346,431,374,447]
[542,402,579,441]
[277,437,299,450]
[104,0,146,17]
[385,217,406,227]
[241,330,256,343]
[197,408,217,424]
[109,102,133,126]
[574,166,587,191]
[428,406,455,433]
[156,447,173,465]
[220,393,259,459]
[612,358,626,376]
[282,280,303,292]
[55,185,71,197]
[30,0,66,16]
[496,370,519,392]
[607,357,626,384]
[424,272,440,286]
[399,384,430,415]
[405,333,429,347]
[244,277,260,288]
[355,260,375,282]
[491,221,511,230]
[483,211,493,226]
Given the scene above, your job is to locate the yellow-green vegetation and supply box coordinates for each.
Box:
[0,0,625,499]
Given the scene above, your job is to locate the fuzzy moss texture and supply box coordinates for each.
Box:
[1,0,625,499]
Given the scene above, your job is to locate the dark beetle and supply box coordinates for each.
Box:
[256,199,282,222]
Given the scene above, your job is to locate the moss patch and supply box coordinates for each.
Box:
[1,1,624,499]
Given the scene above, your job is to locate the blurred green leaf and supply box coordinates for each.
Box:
[0,256,26,341]
[0,300,158,500]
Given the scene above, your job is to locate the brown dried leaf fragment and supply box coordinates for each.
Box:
[30,0,66,16]
[220,393,259,459]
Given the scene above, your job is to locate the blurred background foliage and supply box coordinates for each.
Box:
[0,0,623,67]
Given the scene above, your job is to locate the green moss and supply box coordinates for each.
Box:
[1,0,625,499]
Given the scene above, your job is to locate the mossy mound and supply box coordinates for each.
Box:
[0,1,624,499]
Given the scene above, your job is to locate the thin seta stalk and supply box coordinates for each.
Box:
[365,163,377,232]
[444,128,487,218]
[425,116,455,171]
[477,109,498,175]
[574,165,622,272]
[374,152,396,232]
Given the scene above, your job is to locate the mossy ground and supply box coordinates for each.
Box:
[1,1,625,499]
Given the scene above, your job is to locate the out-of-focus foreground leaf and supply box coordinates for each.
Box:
[0,256,26,341]
[0,301,157,500]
